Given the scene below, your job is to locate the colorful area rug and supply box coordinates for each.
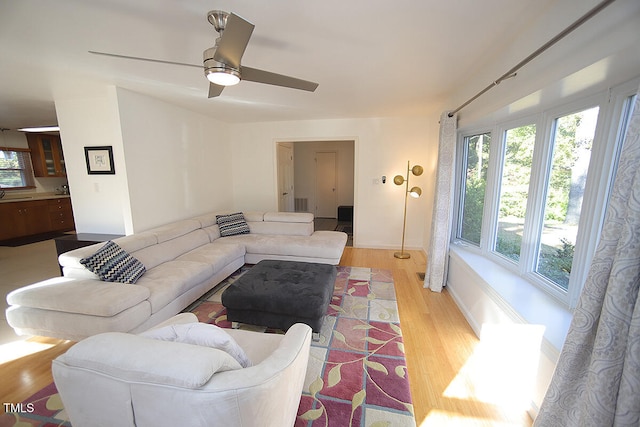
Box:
[1,266,415,427]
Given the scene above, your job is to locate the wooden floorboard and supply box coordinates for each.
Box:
[338,247,532,426]
[1,247,532,426]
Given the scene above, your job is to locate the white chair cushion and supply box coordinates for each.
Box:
[141,322,252,368]
[57,332,242,388]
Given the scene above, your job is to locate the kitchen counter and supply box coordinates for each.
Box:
[0,192,71,204]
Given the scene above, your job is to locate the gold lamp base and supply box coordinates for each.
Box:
[394,251,411,259]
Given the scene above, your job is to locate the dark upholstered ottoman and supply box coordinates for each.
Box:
[221,260,336,337]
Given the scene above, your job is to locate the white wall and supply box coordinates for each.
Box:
[55,87,130,234]
[229,117,439,249]
[292,140,354,216]
[115,88,234,231]
[56,87,234,234]
[57,95,441,250]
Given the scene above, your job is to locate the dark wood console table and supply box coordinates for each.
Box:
[54,233,124,275]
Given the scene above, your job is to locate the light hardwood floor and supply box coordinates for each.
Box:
[1,243,533,426]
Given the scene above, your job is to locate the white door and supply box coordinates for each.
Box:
[277,144,294,212]
[316,152,337,218]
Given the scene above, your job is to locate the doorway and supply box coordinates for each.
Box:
[315,151,337,218]
[276,143,294,212]
[275,139,355,245]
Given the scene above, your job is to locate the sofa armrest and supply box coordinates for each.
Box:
[206,323,312,389]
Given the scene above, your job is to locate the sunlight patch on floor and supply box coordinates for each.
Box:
[443,323,545,411]
[0,340,56,365]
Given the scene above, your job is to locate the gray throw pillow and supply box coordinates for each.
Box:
[80,241,146,284]
[216,212,250,237]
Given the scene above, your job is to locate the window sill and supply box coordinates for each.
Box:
[448,243,573,353]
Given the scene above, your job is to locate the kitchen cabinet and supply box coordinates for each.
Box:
[0,197,75,241]
[27,133,67,177]
[0,200,51,240]
[48,198,75,231]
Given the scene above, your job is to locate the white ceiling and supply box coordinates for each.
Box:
[0,0,599,129]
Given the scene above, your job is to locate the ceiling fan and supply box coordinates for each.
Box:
[89,10,318,98]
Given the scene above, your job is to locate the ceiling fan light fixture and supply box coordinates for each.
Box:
[203,46,240,86]
[206,68,240,86]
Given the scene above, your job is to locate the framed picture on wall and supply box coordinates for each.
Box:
[84,146,115,175]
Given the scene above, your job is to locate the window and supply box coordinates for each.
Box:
[0,148,36,189]
[495,124,536,262]
[536,107,599,289]
[454,80,637,308]
[457,132,490,246]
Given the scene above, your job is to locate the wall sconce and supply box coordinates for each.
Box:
[393,161,423,259]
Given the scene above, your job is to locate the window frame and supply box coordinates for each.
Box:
[453,80,638,308]
[0,147,36,190]
[489,117,542,269]
[454,130,492,246]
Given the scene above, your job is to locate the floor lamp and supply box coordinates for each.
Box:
[393,161,423,259]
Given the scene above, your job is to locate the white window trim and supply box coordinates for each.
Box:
[453,77,639,309]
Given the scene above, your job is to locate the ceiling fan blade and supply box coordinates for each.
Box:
[241,67,318,92]
[208,82,225,98]
[88,51,201,69]
[213,13,254,69]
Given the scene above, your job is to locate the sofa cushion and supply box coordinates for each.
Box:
[177,242,245,273]
[6,277,150,316]
[243,211,265,222]
[192,212,218,228]
[147,219,203,243]
[132,230,210,269]
[80,241,146,284]
[248,221,313,236]
[135,261,214,313]
[7,303,152,341]
[264,212,313,223]
[216,212,250,237]
[222,231,347,260]
[112,232,158,254]
[57,332,242,388]
[201,224,221,242]
[140,323,252,368]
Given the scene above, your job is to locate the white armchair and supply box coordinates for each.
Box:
[52,313,312,427]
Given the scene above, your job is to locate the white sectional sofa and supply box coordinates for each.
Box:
[6,211,347,341]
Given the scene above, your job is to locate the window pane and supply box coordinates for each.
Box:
[459,133,491,245]
[495,124,536,261]
[536,107,599,289]
[0,150,35,188]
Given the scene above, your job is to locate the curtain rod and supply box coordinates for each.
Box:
[448,0,618,118]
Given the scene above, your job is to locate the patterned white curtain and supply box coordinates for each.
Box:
[535,88,640,426]
[425,112,457,292]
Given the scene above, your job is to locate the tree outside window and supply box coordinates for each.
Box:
[536,107,599,290]
[0,149,36,190]
[458,133,491,246]
[495,124,536,262]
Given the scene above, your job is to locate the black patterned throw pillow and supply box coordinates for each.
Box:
[80,240,146,284]
[216,212,250,237]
